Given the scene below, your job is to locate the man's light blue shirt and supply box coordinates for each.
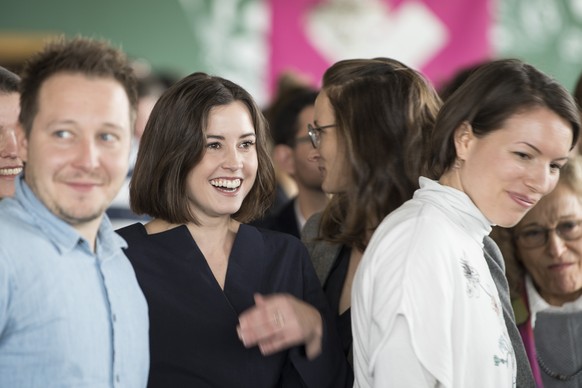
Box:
[0,176,149,387]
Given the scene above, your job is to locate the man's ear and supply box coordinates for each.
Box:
[453,121,475,161]
[16,123,28,163]
[272,144,295,176]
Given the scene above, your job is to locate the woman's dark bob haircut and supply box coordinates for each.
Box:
[425,59,581,179]
[130,72,276,224]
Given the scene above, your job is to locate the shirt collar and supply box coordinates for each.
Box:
[293,199,306,230]
[525,274,582,328]
[14,175,126,256]
[415,177,492,244]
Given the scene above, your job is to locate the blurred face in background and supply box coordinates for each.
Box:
[292,105,324,191]
[134,94,158,141]
[0,91,22,198]
[311,91,349,194]
[514,183,582,306]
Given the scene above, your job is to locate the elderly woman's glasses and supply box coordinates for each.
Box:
[307,123,336,148]
[515,220,582,249]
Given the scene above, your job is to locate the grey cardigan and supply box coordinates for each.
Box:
[301,212,341,286]
[301,212,352,366]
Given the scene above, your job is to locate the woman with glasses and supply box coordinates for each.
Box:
[492,155,582,387]
[301,57,441,379]
[351,59,580,388]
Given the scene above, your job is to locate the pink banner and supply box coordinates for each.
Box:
[268,0,492,95]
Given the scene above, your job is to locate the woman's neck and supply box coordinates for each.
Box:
[186,217,240,246]
[439,168,464,193]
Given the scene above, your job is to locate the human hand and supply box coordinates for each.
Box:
[237,293,323,359]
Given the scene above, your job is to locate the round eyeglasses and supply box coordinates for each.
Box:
[307,123,336,148]
[514,220,582,249]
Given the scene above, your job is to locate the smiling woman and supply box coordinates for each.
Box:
[351,59,580,388]
[184,102,258,222]
[117,72,350,388]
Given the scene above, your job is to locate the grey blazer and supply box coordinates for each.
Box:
[301,212,352,366]
[301,212,341,286]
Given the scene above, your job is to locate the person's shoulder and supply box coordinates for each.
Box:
[0,201,53,268]
[250,200,297,231]
[401,198,459,234]
[241,225,314,279]
[249,210,287,231]
[242,223,307,254]
[0,199,39,238]
[115,223,151,256]
[373,199,444,239]
[245,223,300,241]
[364,200,457,269]
[116,222,147,240]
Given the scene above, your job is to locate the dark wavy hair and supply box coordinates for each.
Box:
[426,58,580,179]
[130,72,276,224]
[318,58,441,250]
[268,87,318,147]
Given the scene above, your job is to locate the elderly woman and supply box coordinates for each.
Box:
[493,154,582,387]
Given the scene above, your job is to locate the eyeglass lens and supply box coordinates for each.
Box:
[517,220,582,248]
[307,124,319,148]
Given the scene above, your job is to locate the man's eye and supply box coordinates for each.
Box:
[100,133,118,142]
[54,130,72,139]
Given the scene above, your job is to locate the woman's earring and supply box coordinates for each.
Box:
[454,158,463,169]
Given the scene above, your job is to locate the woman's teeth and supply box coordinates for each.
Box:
[210,178,241,189]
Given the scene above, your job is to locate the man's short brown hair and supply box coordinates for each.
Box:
[19,35,138,136]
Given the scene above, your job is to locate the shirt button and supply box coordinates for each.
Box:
[112,313,117,322]
[116,374,120,382]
